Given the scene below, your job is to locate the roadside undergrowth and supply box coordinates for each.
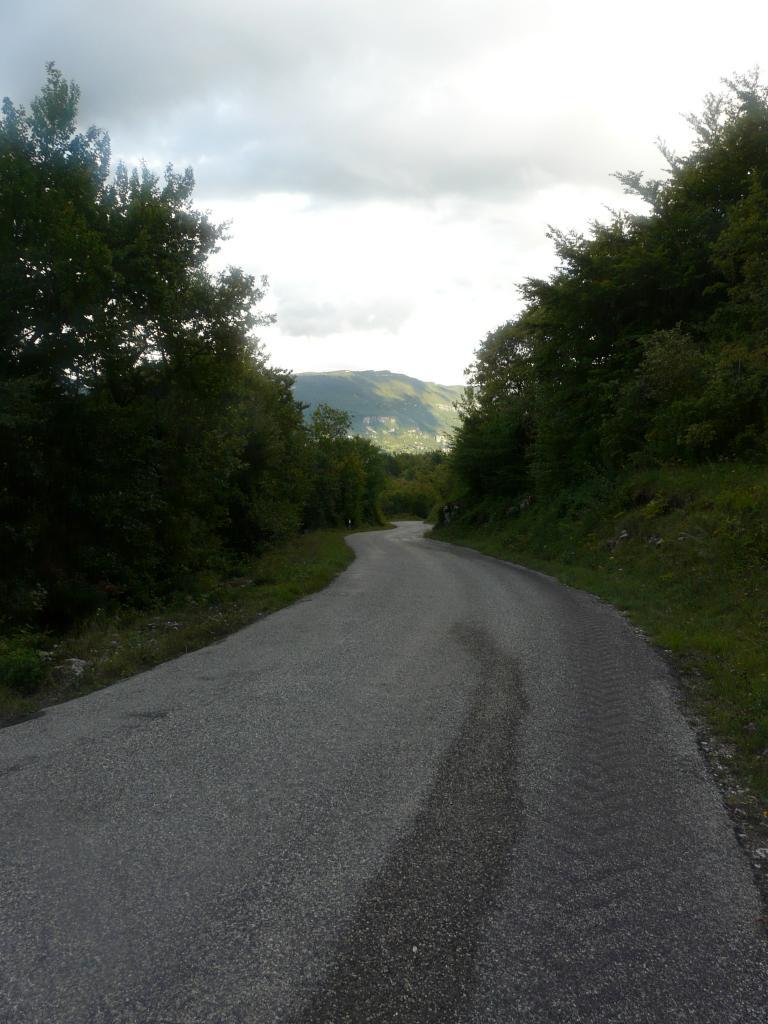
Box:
[433,464,768,810]
[0,528,369,725]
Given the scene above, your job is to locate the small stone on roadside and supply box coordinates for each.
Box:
[56,657,89,678]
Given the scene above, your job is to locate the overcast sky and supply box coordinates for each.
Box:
[3,1,767,383]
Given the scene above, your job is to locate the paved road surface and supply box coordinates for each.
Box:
[1,522,766,1022]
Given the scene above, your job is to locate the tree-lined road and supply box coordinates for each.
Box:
[1,522,766,1022]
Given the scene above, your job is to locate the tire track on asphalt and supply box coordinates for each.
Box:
[467,577,768,1022]
[290,624,527,1024]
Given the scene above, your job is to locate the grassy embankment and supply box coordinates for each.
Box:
[0,528,375,725]
[434,464,768,805]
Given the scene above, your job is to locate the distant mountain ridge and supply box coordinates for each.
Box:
[292,370,464,452]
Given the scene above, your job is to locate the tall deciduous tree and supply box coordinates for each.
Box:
[448,74,768,510]
[2,65,354,625]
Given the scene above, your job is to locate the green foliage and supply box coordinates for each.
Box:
[450,322,533,501]
[379,451,448,518]
[0,66,385,630]
[449,73,768,506]
[0,634,46,695]
[303,405,386,527]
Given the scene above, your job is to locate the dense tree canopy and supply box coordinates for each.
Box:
[450,74,768,509]
[379,450,447,519]
[303,404,386,528]
[0,66,384,626]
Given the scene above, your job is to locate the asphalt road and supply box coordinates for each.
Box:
[1,521,766,1023]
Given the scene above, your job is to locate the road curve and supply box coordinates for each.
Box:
[1,521,766,1023]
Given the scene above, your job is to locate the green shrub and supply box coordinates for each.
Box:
[0,637,46,695]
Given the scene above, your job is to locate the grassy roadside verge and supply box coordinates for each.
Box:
[433,464,768,811]
[0,527,375,725]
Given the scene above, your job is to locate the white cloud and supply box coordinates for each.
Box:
[2,0,767,382]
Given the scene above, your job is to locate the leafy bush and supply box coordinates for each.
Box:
[0,636,46,695]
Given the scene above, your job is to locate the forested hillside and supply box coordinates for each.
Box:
[438,73,768,798]
[293,370,463,452]
[0,66,385,636]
